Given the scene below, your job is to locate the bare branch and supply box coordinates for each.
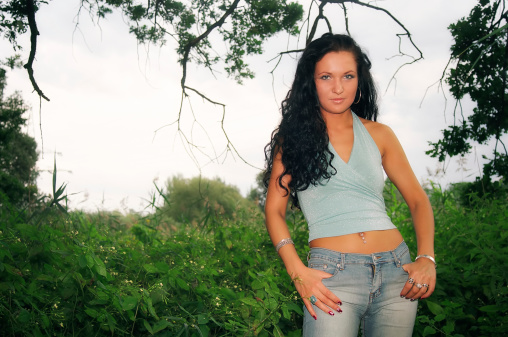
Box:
[23,0,50,101]
[307,0,328,45]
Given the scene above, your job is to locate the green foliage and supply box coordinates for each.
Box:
[0,193,306,336]
[156,175,260,226]
[0,67,38,207]
[0,0,47,50]
[74,0,303,84]
[427,0,508,180]
[387,180,508,336]
[1,178,506,336]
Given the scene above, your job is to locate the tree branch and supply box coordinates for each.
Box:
[180,0,241,89]
[23,0,50,101]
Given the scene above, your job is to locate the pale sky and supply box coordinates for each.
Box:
[3,0,496,213]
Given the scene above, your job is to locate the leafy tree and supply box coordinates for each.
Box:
[427,0,508,183]
[0,67,38,206]
[157,175,257,225]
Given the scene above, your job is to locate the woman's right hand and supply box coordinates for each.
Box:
[291,265,342,319]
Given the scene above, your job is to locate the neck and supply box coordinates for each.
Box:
[322,109,353,131]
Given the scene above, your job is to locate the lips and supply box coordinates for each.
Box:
[331,98,345,103]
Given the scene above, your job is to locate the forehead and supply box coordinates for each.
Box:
[315,51,357,72]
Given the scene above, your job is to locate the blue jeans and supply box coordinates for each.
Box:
[303,241,417,337]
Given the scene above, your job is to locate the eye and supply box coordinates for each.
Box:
[345,74,355,79]
[318,74,331,80]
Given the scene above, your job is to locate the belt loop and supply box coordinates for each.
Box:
[339,253,345,271]
[391,249,400,267]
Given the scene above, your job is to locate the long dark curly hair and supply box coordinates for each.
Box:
[264,33,379,208]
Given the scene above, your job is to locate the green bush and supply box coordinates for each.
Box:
[389,182,508,336]
[0,182,506,336]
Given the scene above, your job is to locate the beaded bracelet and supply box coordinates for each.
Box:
[275,238,294,253]
[415,254,437,268]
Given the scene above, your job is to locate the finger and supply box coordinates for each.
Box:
[400,277,415,297]
[410,282,428,299]
[319,285,342,307]
[313,297,339,316]
[303,299,318,320]
[420,283,435,299]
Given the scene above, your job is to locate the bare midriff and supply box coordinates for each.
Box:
[309,228,404,254]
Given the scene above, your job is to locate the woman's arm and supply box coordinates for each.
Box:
[374,123,436,300]
[265,151,342,318]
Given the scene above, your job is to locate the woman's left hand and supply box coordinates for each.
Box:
[400,257,436,300]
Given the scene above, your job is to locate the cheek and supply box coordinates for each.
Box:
[314,82,327,101]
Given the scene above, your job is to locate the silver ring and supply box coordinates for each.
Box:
[416,283,423,289]
[309,295,317,305]
[422,283,429,288]
[407,278,415,284]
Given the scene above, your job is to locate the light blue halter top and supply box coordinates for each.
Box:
[297,112,395,242]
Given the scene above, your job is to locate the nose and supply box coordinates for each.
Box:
[332,79,343,94]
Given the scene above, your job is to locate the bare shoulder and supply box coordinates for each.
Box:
[359,117,399,153]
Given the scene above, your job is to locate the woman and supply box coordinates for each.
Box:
[264,33,436,336]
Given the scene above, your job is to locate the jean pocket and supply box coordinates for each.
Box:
[308,257,338,276]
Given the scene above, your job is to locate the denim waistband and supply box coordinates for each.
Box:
[307,240,408,268]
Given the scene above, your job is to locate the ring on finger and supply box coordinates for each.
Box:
[416,283,423,289]
[422,284,429,288]
[309,295,317,305]
[407,278,415,284]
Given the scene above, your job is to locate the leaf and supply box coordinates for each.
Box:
[176,278,189,291]
[240,297,258,306]
[78,255,87,268]
[220,287,237,300]
[143,319,154,334]
[434,314,446,322]
[17,309,30,323]
[273,325,284,337]
[426,301,444,315]
[85,254,94,269]
[143,264,158,273]
[40,314,50,329]
[226,239,233,249]
[85,308,99,318]
[106,313,117,333]
[479,305,502,313]
[121,296,138,311]
[286,301,304,315]
[153,320,171,333]
[146,296,158,319]
[93,256,107,277]
[282,303,290,320]
[423,326,436,336]
[267,298,278,310]
[197,314,209,324]
[252,279,264,290]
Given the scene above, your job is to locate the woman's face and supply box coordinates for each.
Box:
[314,51,358,116]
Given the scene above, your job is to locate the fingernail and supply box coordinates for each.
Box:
[410,299,415,302]
[338,301,343,306]
[328,311,335,316]
[337,308,343,313]
[400,295,405,298]
[313,315,317,320]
